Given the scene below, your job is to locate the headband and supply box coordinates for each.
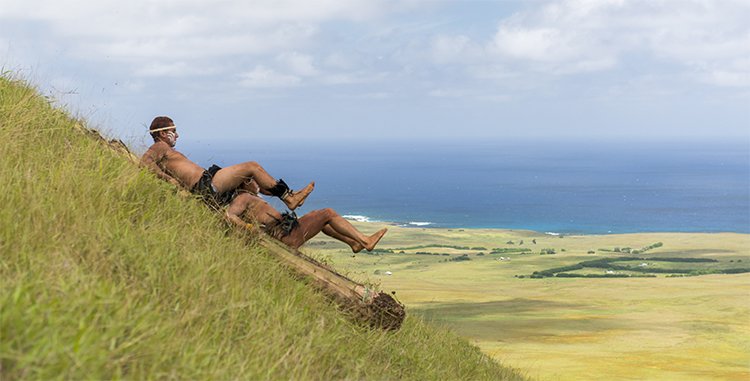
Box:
[150,126,176,133]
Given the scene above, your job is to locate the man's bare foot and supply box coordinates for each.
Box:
[365,228,388,252]
[351,242,364,253]
[282,181,315,210]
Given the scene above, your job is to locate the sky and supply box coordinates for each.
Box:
[1,0,749,148]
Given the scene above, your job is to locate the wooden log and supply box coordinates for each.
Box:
[259,236,405,330]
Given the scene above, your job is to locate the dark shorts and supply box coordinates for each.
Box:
[263,211,299,238]
[191,166,234,207]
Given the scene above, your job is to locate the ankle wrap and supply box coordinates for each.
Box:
[269,179,291,199]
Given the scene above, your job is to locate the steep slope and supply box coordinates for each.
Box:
[0,76,525,380]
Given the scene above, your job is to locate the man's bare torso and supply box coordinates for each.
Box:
[141,141,205,189]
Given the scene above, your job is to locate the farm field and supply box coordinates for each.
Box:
[305,223,750,381]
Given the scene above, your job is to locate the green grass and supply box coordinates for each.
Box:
[0,75,524,380]
[527,256,750,278]
[306,223,750,380]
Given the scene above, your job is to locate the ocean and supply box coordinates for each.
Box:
[181,138,750,234]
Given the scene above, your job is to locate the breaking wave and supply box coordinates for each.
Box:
[343,215,373,223]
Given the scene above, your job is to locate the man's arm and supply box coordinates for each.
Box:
[140,142,182,187]
[226,194,257,231]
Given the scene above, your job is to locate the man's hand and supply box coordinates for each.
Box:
[241,178,260,195]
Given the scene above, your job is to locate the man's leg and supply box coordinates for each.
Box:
[241,193,284,225]
[211,161,314,209]
[284,208,387,252]
[320,209,387,252]
[321,226,364,253]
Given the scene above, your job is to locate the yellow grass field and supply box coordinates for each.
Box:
[305,223,750,381]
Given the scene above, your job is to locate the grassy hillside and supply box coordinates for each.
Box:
[0,75,524,380]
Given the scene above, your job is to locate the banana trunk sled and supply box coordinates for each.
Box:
[78,124,406,330]
[259,236,405,330]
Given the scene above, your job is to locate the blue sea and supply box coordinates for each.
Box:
[182,138,750,234]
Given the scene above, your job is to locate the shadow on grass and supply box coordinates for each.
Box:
[414,298,625,342]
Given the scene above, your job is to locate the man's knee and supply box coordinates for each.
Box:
[322,208,336,218]
[241,161,261,172]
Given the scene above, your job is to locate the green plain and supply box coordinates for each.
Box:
[308,223,750,380]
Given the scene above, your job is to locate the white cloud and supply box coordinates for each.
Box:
[134,61,223,77]
[322,53,355,70]
[701,58,750,88]
[431,35,481,64]
[493,27,574,62]
[239,65,300,88]
[428,88,466,98]
[483,0,627,74]
[355,92,391,99]
[277,52,318,76]
[1,0,746,141]
[551,57,616,75]
[0,0,392,31]
[320,72,369,85]
[239,53,381,88]
[475,94,511,103]
[0,0,407,78]
[429,0,750,87]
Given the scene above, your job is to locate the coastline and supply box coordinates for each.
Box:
[208,138,750,237]
[342,215,750,236]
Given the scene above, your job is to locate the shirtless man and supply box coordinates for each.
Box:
[140,116,314,208]
[226,181,387,252]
